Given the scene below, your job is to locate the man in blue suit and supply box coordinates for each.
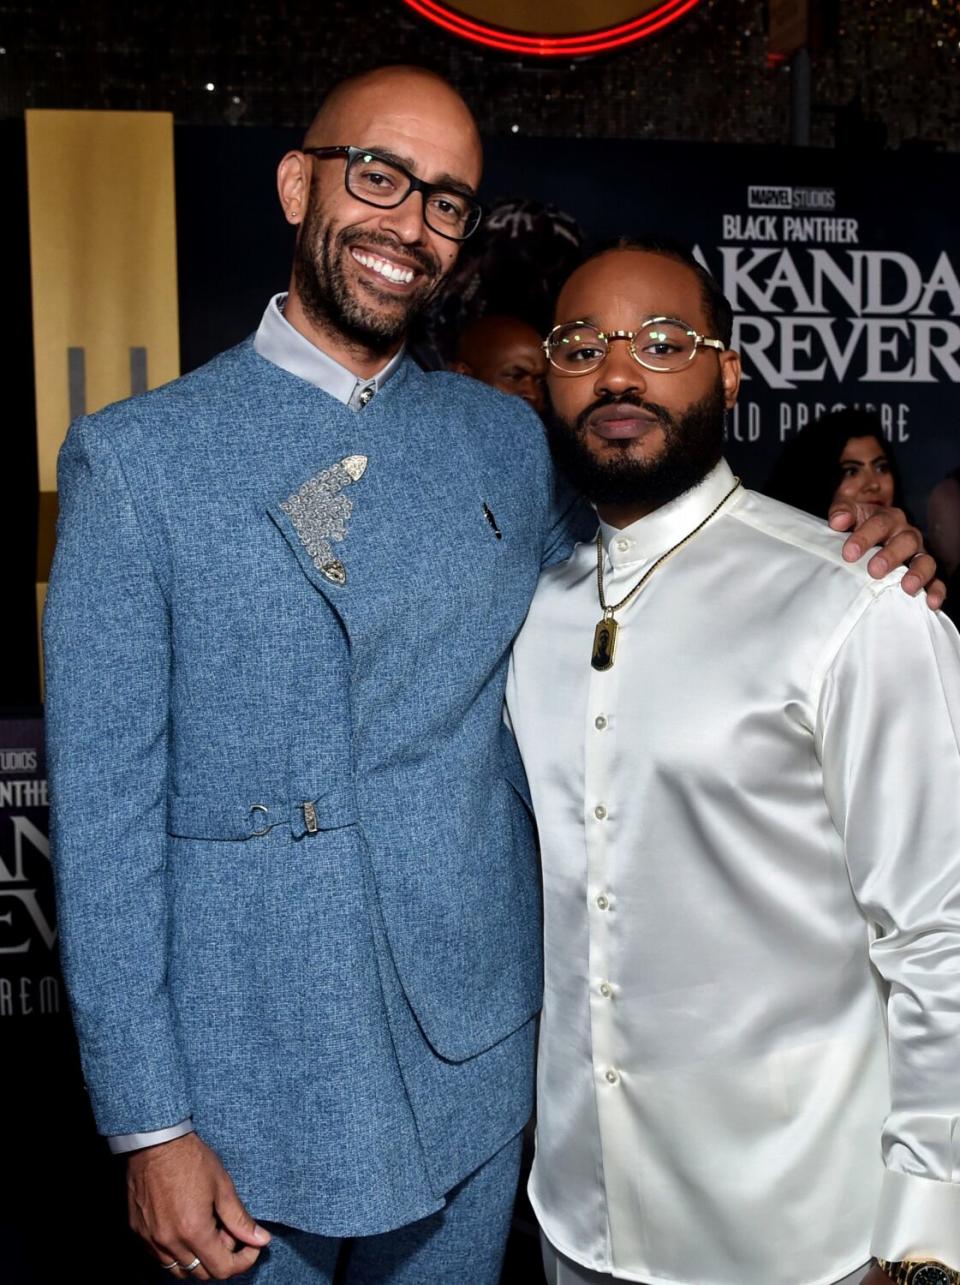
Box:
[43,65,938,1284]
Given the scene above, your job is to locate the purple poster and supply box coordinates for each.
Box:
[0,718,60,1020]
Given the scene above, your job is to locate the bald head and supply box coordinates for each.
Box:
[453,315,547,414]
[303,66,482,182]
[276,64,484,374]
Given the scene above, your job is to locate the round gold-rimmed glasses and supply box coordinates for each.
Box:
[543,316,725,375]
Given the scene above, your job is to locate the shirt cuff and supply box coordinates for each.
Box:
[107,1118,195,1155]
[871,1168,960,1268]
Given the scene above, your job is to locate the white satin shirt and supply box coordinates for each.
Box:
[505,459,960,1285]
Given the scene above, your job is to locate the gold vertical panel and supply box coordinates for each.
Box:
[27,110,179,492]
[27,110,179,688]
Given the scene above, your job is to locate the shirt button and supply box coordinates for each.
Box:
[594,804,607,820]
[596,895,609,910]
[599,982,613,998]
[594,715,607,730]
[616,539,630,553]
[605,1068,619,1084]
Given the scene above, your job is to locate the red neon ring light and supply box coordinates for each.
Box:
[402,0,702,57]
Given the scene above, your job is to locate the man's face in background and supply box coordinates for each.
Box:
[452,315,548,415]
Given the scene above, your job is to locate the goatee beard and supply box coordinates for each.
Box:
[293,188,443,356]
[545,383,726,512]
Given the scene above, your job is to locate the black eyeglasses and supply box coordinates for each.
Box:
[303,145,483,242]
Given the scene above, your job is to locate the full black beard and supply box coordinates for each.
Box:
[293,177,443,355]
[545,382,726,511]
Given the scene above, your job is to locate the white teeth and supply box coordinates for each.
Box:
[351,249,415,285]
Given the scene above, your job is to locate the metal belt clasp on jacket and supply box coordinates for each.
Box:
[167,789,357,842]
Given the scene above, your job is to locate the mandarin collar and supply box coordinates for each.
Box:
[598,459,743,568]
[253,293,405,406]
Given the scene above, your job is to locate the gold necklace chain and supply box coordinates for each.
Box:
[590,477,741,672]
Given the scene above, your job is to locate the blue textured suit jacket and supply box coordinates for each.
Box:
[43,340,584,1234]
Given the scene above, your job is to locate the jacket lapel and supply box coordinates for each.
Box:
[267,452,367,602]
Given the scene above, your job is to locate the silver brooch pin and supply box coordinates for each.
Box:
[280,454,368,584]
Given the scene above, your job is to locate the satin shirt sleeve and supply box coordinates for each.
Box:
[817,583,960,1264]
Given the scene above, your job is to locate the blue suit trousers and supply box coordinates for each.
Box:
[169,1134,522,1284]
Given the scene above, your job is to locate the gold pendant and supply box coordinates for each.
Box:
[591,616,618,671]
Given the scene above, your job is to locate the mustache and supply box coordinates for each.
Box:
[575,392,675,434]
[339,228,441,280]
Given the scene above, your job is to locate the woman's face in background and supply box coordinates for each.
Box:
[833,434,895,509]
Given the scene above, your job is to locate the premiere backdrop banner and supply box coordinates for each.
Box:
[489,138,960,518]
[174,129,960,521]
[485,138,960,518]
[0,720,54,1018]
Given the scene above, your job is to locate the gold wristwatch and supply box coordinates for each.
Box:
[876,1260,960,1285]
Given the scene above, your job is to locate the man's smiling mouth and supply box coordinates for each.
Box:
[350,247,417,285]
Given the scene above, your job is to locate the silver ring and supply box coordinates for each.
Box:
[161,1263,180,1272]
[183,1259,202,1273]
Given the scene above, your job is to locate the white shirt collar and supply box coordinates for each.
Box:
[598,458,741,568]
[253,293,405,409]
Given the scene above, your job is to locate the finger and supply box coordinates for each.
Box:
[149,1243,187,1280]
[165,1242,213,1282]
[142,1237,203,1280]
[214,1179,271,1250]
[865,528,923,579]
[843,516,917,567]
[925,578,946,610]
[172,1223,246,1280]
[221,1245,264,1278]
[828,502,856,532]
[150,1211,235,1281]
[841,512,897,561]
[146,1232,188,1279]
[196,1238,263,1280]
[178,1220,263,1280]
[840,511,915,565]
[898,553,938,596]
[174,1251,212,1282]
[212,1223,269,1275]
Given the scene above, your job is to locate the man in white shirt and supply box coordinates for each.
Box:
[506,240,960,1285]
